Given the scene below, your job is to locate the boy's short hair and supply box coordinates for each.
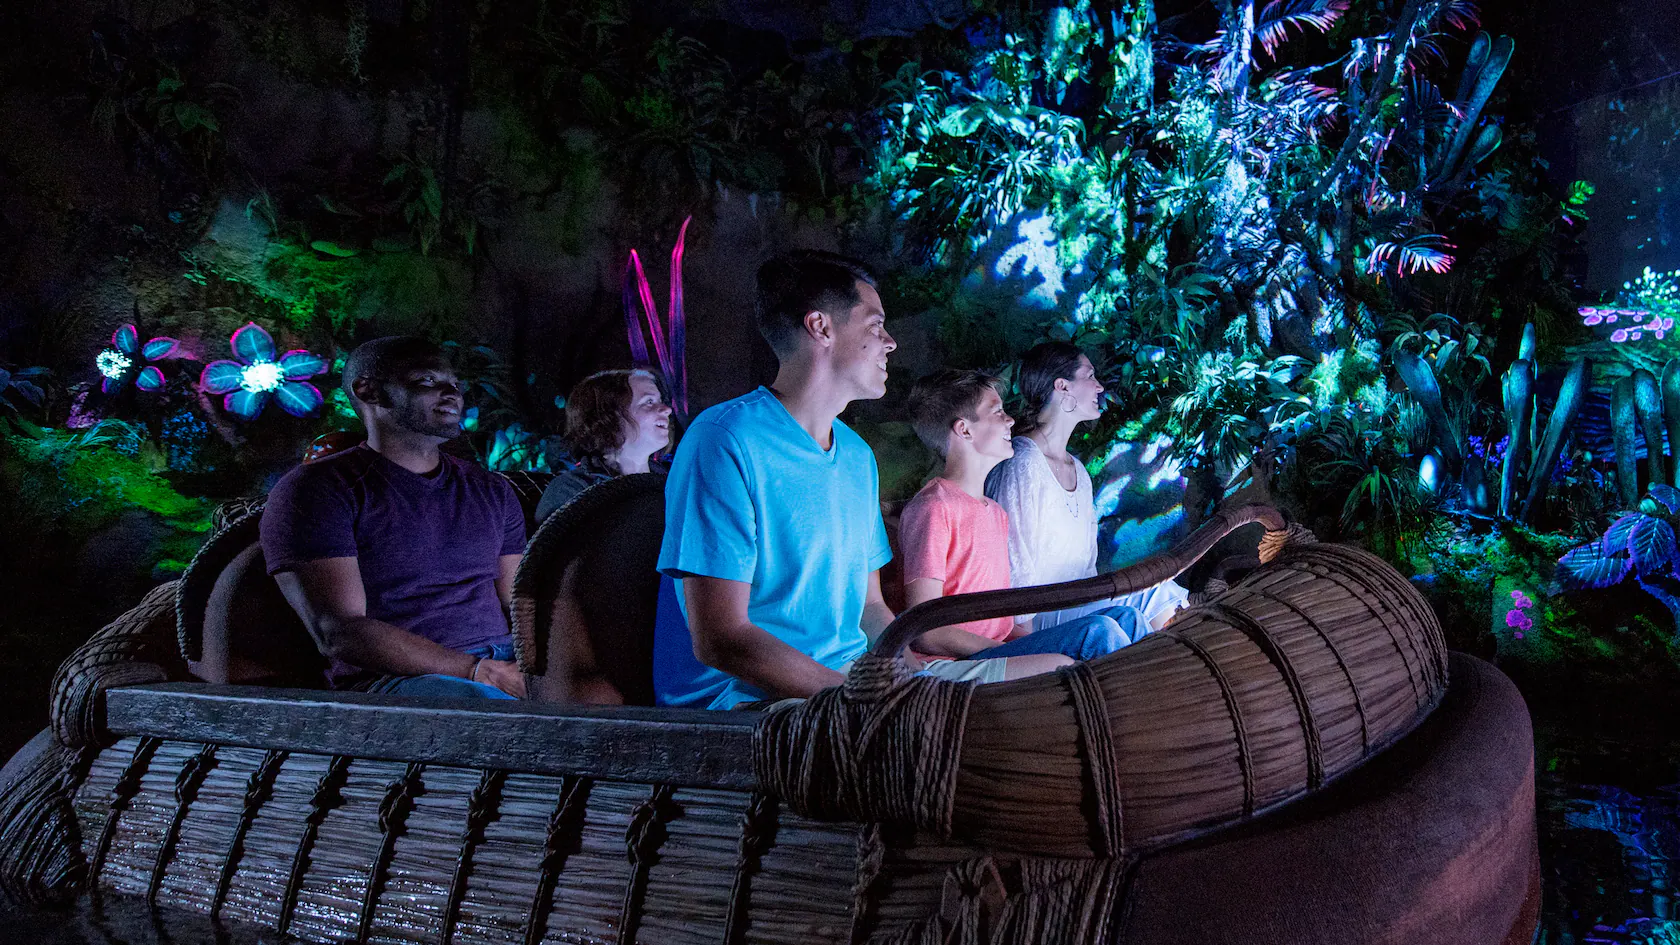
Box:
[908,369,1003,456]
[755,251,878,356]
[342,336,449,406]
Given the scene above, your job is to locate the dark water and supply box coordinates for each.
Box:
[4,711,1680,944]
[1537,715,1680,945]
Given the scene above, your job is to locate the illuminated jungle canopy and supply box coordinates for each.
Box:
[2,0,1680,725]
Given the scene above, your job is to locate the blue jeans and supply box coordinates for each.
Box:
[365,642,518,700]
[968,606,1147,662]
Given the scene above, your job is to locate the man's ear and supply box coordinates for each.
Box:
[801,309,834,347]
[350,376,385,409]
[950,416,973,441]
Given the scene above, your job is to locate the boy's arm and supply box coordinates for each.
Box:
[684,574,845,699]
[902,577,1003,657]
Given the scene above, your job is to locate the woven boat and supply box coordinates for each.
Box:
[0,473,1539,944]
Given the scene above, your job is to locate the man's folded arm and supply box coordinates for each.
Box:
[274,556,478,678]
[681,573,844,700]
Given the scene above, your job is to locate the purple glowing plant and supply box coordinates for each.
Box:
[1505,589,1535,640]
[96,323,179,394]
[198,322,328,420]
[622,215,690,417]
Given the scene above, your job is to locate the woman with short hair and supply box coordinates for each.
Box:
[984,342,1187,640]
[534,369,673,523]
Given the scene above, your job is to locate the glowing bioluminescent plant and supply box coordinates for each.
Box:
[198,322,328,420]
[97,323,179,393]
[1580,267,1680,342]
[622,215,690,417]
[1558,484,1680,639]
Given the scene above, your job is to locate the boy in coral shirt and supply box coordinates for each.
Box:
[899,370,1146,679]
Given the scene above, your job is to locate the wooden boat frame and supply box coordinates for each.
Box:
[0,480,1537,945]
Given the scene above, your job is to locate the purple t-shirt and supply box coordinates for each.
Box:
[260,444,527,687]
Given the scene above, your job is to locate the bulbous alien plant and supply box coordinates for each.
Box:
[1558,483,1680,639]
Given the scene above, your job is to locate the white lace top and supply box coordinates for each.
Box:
[985,436,1187,630]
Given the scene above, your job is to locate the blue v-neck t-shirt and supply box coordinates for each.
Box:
[653,387,893,709]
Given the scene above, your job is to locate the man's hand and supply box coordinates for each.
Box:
[473,658,527,698]
[276,557,506,681]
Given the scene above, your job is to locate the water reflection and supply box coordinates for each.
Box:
[1539,718,1680,944]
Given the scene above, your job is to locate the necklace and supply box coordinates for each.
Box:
[1035,443,1083,518]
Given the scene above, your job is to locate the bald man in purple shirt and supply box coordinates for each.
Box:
[262,336,527,699]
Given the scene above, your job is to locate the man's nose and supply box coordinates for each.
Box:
[882,330,897,353]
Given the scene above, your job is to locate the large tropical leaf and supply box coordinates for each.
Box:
[1366,235,1456,277]
[1636,369,1667,487]
[1255,0,1351,57]
[1612,376,1640,508]
[1648,484,1680,514]
[1630,516,1678,574]
[1521,358,1590,522]
[1603,513,1644,556]
[1498,358,1533,519]
[1558,542,1632,592]
[1393,348,1460,464]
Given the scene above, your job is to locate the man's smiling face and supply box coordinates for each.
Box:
[830,281,897,401]
[386,363,464,439]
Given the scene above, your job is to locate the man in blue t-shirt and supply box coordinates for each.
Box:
[262,336,528,699]
[653,252,1067,709]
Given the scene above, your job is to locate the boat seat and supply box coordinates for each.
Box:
[191,539,326,688]
[513,473,666,706]
[497,468,558,537]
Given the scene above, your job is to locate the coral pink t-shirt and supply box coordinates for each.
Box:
[899,477,1016,644]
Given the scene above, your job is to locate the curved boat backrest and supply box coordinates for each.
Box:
[512,473,667,706]
[176,502,325,687]
[496,469,557,537]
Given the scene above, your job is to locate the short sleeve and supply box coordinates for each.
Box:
[260,466,357,573]
[496,477,527,555]
[658,419,758,583]
[898,492,951,583]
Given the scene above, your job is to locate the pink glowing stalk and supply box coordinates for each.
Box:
[620,216,692,416]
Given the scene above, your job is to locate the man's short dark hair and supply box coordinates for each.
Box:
[342,336,449,406]
[755,250,878,356]
[907,369,1003,456]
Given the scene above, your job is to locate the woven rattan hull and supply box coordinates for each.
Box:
[758,538,1449,862]
[962,540,1447,855]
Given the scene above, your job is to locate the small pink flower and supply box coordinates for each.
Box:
[1514,632,1525,640]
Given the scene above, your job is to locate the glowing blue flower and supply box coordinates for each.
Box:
[96,323,178,393]
[199,322,327,420]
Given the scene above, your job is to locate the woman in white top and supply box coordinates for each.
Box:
[985,342,1187,639]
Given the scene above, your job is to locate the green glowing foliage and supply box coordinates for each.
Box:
[0,423,213,579]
